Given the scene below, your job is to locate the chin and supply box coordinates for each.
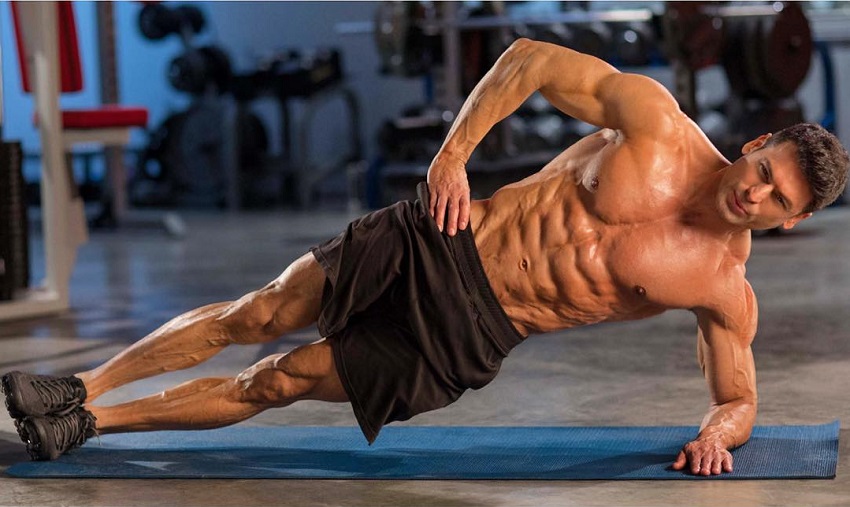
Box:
[718,203,742,226]
[715,197,735,222]
[751,223,781,232]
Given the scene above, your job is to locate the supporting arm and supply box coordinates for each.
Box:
[673,281,759,475]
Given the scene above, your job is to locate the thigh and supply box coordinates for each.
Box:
[239,338,348,403]
[263,252,327,333]
[221,252,326,343]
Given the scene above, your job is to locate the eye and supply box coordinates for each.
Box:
[775,193,786,207]
[760,163,769,180]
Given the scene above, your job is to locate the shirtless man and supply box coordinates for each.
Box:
[4,39,848,475]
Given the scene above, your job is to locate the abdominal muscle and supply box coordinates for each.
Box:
[467,133,669,336]
[470,185,634,336]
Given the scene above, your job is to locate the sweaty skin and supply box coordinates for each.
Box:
[428,39,814,476]
[20,39,816,473]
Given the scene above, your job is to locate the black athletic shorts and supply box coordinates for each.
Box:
[310,182,525,443]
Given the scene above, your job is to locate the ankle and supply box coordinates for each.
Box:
[72,373,97,401]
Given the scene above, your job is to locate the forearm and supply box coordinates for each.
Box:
[437,38,617,163]
[697,398,757,449]
[437,40,538,162]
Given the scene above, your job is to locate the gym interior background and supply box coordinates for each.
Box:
[2,2,850,506]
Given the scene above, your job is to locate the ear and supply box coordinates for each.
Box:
[781,212,812,230]
[741,133,773,155]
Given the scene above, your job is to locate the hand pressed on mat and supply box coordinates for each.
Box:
[672,437,734,476]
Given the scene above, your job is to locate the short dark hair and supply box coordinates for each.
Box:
[764,123,849,213]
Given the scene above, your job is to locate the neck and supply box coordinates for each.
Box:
[683,164,749,237]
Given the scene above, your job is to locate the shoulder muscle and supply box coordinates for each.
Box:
[596,73,685,139]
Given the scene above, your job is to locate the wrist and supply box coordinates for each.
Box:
[435,148,469,166]
[697,429,737,449]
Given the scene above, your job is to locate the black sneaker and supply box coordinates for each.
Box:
[15,407,97,461]
[1,371,87,419]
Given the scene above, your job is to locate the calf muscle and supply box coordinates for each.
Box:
[77,253,328,402]
[89,339,345,434]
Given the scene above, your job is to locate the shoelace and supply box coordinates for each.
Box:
[48,410,94,453]
[31,378,83,414]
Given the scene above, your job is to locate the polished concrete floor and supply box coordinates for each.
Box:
[1,204,850,507]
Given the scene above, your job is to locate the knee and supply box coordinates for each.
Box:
[217,290,279,344]
[237,366,309,407]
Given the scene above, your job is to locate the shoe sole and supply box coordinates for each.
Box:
[1,373,26,420]
[13,418,43,461]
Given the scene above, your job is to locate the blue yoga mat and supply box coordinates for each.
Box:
[6,422,839,480]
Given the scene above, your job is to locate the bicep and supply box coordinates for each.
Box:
[695,284,759,405]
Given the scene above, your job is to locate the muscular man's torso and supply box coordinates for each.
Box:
[469,124,752,337]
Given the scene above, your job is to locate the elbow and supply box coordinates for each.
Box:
[501,38,530,63]
[510,37,536,51]
[511,37,565,53]
[504,38,537,66]
[506,37,549,63]
[496,38,548,89]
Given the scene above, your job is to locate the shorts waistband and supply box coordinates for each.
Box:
[416,182,525,354]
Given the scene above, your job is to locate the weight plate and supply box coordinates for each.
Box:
[762,3,812,98]
[722,17,754,96]
[663,2,723,71]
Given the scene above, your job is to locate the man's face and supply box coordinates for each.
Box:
[717,135,814,231]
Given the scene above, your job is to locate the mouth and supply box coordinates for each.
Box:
[729,191,748,217]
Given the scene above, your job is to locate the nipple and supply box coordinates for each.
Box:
[634,285,647,297]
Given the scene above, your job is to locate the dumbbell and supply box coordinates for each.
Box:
[139,3,205,41]
[168,46,232,95]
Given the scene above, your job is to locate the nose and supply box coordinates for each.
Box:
[746,183,774,203]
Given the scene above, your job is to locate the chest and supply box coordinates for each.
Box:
[598,224,722,310]
[579,153,686,227]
